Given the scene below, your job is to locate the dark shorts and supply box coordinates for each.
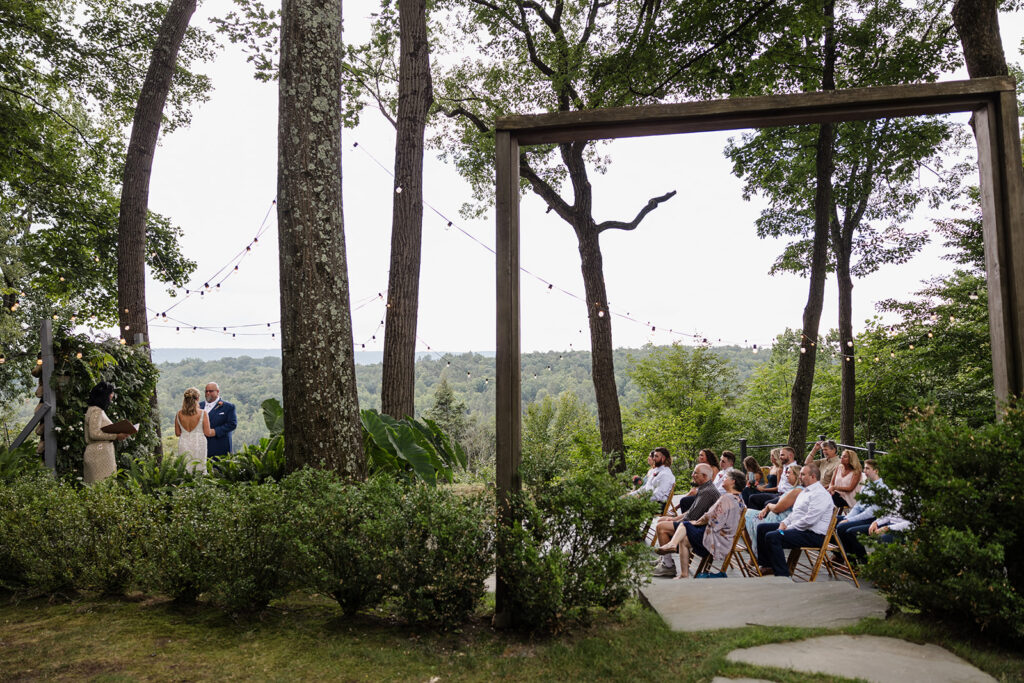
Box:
[683,521,709,557]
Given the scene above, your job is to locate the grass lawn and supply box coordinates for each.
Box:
[1,592,1021,682]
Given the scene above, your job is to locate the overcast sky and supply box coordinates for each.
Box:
[129,2,1024,355]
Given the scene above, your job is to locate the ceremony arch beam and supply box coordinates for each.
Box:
[492,76,1024,626]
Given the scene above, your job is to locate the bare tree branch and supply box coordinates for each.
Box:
[521,156,575,223]
[516,1,556,77]
[596,190,677,232]
[440,104,491,133]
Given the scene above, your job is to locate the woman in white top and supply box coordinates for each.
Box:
[174,387,215,473]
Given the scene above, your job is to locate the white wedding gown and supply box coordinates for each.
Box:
[176,412,208,474]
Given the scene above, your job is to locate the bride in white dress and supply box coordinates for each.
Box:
[174,387,215,473]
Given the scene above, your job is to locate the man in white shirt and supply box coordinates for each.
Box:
[756,463,834,576]
[712,451,737,494]
[626,447,676,505]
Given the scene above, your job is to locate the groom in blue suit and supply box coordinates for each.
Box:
[201,382,238,458]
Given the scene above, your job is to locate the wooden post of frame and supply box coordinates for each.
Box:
[494,130,521,629]
[8,319,57,470]
[41,319,57,470]
[975,89,1024,404]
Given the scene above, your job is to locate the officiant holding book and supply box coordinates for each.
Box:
[83,381,131,485]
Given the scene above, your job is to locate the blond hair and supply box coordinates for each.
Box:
[181,387,201,416]
[842,449,862,475]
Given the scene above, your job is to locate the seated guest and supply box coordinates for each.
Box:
[805,439,841,488]
[626,447,675,505]
[827,449,863,508]
[741,456,765,506]
[714,451,737,494]
[744,463,803,552]
[756,463,834,576]
[674,449,719,514]
[869,510,911,544]
[633,451,656,489]
[766,448,782,489]
[658,470,746,579]
[748,446,797,510]
[652,463,720,577]
[835,459,885,563]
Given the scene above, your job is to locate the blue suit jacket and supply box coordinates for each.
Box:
[200,400,237,456]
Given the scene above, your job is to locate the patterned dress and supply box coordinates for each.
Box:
[83,406,118,484]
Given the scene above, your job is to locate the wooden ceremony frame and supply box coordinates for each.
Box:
[492,76,1024,625]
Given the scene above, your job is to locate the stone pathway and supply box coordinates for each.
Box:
[641,571,994,683]
[639,573,887,631]
[725,635,996,683]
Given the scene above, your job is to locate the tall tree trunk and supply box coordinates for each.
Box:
[561,140,626,465]
[381,0,433,420]
[835,228,855,446]
[278,0,365,477]
[952,0,1007,78]
[117,0,197,455]
[788,0,836,453]
[577,228,625,468]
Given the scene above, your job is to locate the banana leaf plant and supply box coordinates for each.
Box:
[360,409,467,485]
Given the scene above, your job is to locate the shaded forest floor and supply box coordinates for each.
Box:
[1,593,1021,681]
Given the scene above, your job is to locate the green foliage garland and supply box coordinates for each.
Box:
[51,331,160,477]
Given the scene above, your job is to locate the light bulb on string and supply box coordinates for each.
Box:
[909,344,915,350]
[928,332,933,338]
[800,347,807,354]
[76,352,82,359]
[846,341,853,347]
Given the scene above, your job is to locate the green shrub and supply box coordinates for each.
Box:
[281,469,400,615]
[0,473,88,596]
[499,465,651,631]
[862,405,1024,641]
[0,441,43,483]
[389,483,494,626]
[134,482,225,603]
[282,469,493,625]
[76,481,158,595]
[204,482,295,612]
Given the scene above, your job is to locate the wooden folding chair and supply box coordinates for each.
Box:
[786,507,859,587]
[690,510,762,577]
[642,482,676,546]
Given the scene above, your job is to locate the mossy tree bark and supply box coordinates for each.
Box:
[277,0,366,477]
[952,0,1008,78]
